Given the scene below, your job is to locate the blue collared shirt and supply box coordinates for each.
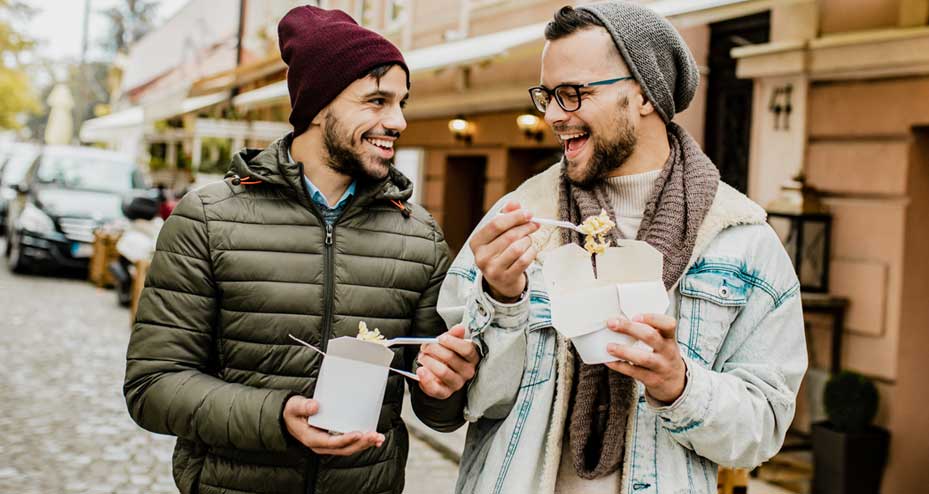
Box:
[288,147,355,225]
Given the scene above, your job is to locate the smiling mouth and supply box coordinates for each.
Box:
[364,137,394,150]
[559,131,590,157]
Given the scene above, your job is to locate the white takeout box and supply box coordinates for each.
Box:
[307,336,409,433]
[541,240,670,364]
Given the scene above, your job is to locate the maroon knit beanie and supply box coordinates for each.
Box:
[278,6,409,137]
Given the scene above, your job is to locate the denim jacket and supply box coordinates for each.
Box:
[437,164,807,494]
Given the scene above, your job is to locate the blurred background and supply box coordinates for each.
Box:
[1,0,928,493]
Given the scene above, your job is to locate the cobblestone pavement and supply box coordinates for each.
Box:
[0,245,459,494]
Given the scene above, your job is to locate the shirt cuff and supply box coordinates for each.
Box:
[465,271,530,337]
[647,359,714,434]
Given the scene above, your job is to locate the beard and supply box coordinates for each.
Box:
[323,112,394,182]
[565,97,637,189]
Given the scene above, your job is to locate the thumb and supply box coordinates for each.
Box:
[448,324,467,339]
[500,201,522,213]
[305,399,319,416]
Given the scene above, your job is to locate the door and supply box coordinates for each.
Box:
[443,156,487,254]
[703,12,770,193]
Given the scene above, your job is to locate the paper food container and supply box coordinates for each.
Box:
[541,240,670,364]
[301,336,411,434]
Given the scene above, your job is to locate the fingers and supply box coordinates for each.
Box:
[418,353,465,391]
[469,206,535,251]
[483,222,538,263]
[435,328,480,362]
[606,342,658,370]
[416,365,453,400]
[604,358,651,383]
[419,343,475,380]
[607,318,664,349]
[633,313,678,339]
[308,429,385,456]
[504,244,537,279]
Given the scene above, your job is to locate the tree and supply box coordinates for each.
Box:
[0,0,40,129]
[98,0,159,56]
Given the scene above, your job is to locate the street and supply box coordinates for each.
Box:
[0,243,460,494]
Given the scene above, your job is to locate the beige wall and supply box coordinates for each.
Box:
[806,76,929,493]
[819,0,902,34]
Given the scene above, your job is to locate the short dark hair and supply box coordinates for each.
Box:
[544,6,604,41]
[366,62,409,88]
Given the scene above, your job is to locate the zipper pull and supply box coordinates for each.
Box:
[325,223,333,245]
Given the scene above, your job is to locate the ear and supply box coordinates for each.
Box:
[638,93,656,117]
[310,107,327,127]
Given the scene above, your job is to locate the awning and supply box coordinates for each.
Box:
[80,91,230,142]
[232,0,766,111]
[79,107,144,142]
[143,90,230,122]
[233,22,548,110]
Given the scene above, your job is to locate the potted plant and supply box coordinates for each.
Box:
[812,371,890,494]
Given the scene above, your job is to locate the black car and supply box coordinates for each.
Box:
[5,145,147,273]
[0,142,39,233]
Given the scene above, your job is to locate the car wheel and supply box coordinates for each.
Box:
[7,231,32,273]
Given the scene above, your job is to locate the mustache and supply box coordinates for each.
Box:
[362,129,401,139]
[552,124,590,134]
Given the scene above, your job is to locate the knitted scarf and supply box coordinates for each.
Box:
[559,122,719,479]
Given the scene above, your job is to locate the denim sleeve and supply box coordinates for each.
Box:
[648,229,807,468]
[462,271,531,421]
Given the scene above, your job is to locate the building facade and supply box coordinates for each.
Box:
[83,1,929,491]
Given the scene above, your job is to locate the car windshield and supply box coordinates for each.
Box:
[1,147,39,185]
[36,152,138,193]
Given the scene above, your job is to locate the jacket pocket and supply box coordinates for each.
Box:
[520,329,556,388]
[677,267,749,367]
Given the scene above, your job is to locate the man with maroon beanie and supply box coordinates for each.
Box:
[124,6,476,494]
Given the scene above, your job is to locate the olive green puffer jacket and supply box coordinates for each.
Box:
[124,136,463,494]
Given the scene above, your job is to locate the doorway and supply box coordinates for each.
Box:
[443,155,487,254]
[703,12,770,193]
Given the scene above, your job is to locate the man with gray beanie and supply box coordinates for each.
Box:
[437,3,807,493]
[124,6,476,494]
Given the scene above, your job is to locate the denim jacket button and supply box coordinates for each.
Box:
[718,285,730,298]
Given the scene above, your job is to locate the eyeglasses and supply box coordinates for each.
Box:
[528,76,635,113]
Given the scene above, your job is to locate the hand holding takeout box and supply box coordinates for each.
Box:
[541,239,670,364]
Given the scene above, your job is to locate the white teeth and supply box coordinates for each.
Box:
[558,132,589,142]
[366,138,394,149]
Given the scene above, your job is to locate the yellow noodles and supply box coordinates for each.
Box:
[356,321,386,344]
[578,209,615,255]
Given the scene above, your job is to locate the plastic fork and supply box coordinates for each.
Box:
[531,217,584,233]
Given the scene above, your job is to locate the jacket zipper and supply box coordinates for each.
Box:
[321,222,335,352]
[295,162,328,494]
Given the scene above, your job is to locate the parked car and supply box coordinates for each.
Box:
[0,142,40,233]
[5,145,147,273]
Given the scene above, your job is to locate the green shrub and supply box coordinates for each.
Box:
[823,371,878,433]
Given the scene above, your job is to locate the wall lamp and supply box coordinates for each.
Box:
[516,112,545,142]
[448,115,475,144]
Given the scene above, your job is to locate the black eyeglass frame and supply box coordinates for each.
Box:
[528,76,635,113]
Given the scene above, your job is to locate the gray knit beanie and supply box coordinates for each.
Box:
[578,1,699,123]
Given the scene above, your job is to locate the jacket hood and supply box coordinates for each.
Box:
[227,134,414,204]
